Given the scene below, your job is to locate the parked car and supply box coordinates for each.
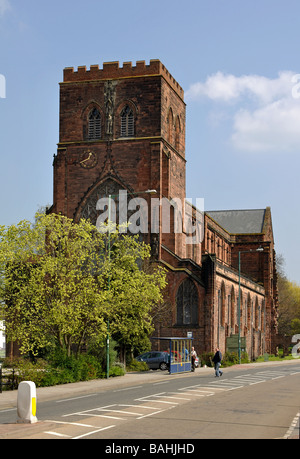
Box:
[136,351,170,370]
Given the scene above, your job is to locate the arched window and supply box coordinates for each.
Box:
[88,108,101,140]
[247,294,251,329]
[176,279,198,325]
[175,116,180,150]
[120,105,134,137]
[261,300,265,332]
[167,108,173,144]
[230,286,236,329]
[255,297,259,329]
[239,291,243,329]
[220,282,226,327]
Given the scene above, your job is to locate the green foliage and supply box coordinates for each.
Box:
[87,337,119,371]
[255,353,295,362]
[199,352,214,367]
[47,349,102,381]
[126,358,149,372]
[109,365,126,377]
[107,242,167,354]
[276,255,300,335]
[0,212,167,359]
[199,351,249,367]
[0,214,109,356]
[2,357,48,387]
[222,351,249,366]
[2,349,126,388]
[291,318,300,335]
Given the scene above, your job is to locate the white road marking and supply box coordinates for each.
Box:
[137,408,175,420]
[43,368,299,439]
[75,413,125,420]
[153,381,170,385]
[56,394,97,403]
[114,386,142,392]
[45,419,96,428]
[72,425,116,440]
[45,431,71,438]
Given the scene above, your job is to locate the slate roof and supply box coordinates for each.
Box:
[206,209,266,234]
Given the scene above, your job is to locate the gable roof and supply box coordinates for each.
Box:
[206,209,266,234]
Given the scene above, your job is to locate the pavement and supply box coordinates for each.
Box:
[0,360,299,440]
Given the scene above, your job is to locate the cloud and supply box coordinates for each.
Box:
[0,0,10,17]
[186,71,300,153]
[232,98,300,152]
[186,71,294,103]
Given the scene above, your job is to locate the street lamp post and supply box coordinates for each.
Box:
[105,188,156,379]
[238,247,264,364]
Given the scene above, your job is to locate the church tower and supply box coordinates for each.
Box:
[52,60,187,256]
[50,59,278,357]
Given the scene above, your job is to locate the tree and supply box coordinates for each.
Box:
[108,255,167,362]
[0,213,167,358]
[276,254,300,336]
[291,318,300,335]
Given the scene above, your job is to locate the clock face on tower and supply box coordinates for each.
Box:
[79,150,98,169]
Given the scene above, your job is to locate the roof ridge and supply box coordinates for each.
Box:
[206,208,266,213]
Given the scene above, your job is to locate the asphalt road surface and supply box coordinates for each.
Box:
[0,361,300,440]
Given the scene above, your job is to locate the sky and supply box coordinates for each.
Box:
[0,0,299,283]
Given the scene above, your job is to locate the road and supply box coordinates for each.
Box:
[0,361,300,440]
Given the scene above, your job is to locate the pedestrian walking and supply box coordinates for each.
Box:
[212,347,223,377]
[191,346,197,372]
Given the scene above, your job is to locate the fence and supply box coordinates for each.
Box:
[0,366,18,393]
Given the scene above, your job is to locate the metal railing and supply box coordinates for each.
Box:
[0,365,18,393]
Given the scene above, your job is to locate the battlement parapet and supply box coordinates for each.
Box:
[63,60,184,98]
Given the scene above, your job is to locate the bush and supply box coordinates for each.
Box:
[199,352,214,367]
[87,338,119,370]
[126,358,149,372]
[109,365,126,377]
[222,352,239,366]
[1,348,128,388]
[2,358,48,387]
[199,351,249,368]
[45,350,104,384]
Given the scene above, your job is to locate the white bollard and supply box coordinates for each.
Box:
[17,381,38,424]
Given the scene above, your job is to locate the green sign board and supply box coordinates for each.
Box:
[226,334,246,353]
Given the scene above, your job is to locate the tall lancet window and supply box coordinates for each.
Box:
[176,279,198,325]
[88,108,101,140]
[120,105,134,137]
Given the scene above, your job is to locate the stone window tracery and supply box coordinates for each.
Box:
[176,278,198,325]
[120,105,134,137]
[88,108,101,140]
